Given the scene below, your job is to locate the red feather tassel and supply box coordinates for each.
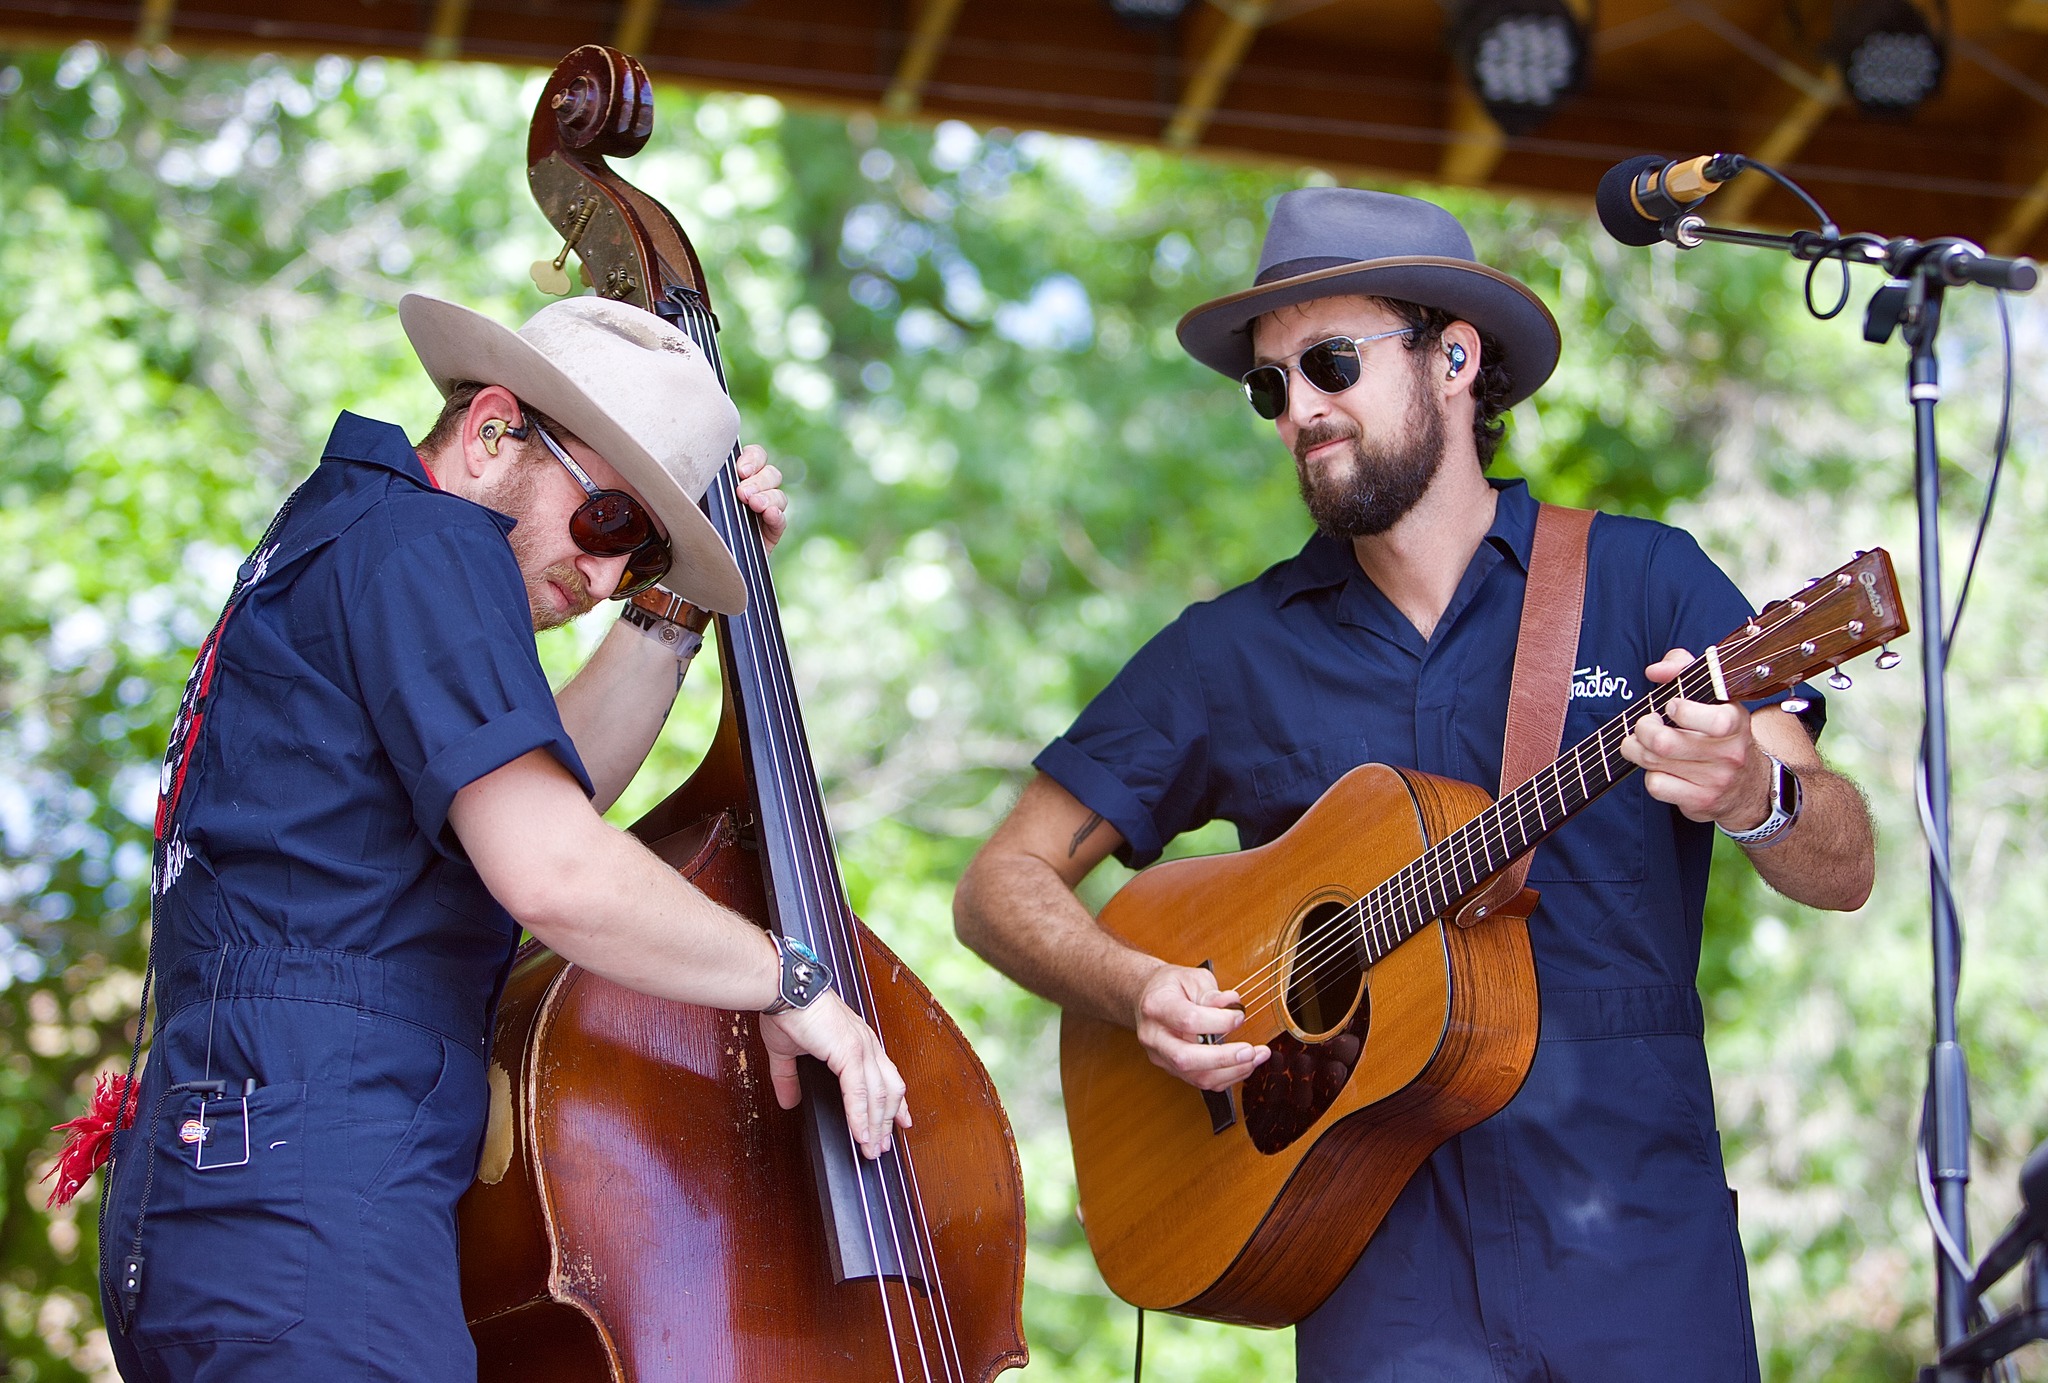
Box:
[42,1073,139,1209]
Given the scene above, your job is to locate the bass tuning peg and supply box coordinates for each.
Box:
[1875,644,1902,670]
[1779,696,1810,714]
[1827,667,1854,691]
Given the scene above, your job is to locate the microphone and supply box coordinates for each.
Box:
[1596,153,1745,246]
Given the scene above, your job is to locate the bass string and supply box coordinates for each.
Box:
[1231,592,1851,1026]
[671,298,925,1381]
[672,294,963,1379]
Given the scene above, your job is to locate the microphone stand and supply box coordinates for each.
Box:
[1653,209,2039,1380]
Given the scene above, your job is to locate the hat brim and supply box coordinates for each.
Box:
[1176,256,1561,410]
[400,295,747,615]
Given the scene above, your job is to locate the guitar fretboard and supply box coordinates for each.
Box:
[1351,657,1724,966]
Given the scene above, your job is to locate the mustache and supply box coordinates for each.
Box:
[545,561,594,612]
[1292,421,1360,465]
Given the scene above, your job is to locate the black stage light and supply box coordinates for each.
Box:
[1104,0,1193,27]
[1827,0,1947,118]
[1446,0,1593,135]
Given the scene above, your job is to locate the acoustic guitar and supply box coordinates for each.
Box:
[1059,548,1907,1328]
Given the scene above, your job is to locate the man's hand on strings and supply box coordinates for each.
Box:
[759,991,912,1160]
[1133,964,1269,1092]
[1619,647,1772,830]
[735,444,789,553]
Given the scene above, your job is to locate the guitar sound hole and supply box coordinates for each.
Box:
[1284,899,1365,1040]
[1240,898,1371,1155]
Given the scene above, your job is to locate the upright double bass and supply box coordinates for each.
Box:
[456,47,1028,1383]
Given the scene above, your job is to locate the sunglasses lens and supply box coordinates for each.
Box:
[1299,338,1363,395]
[570,492,653,556]
[613,537,673,599]
[1242,366,1288,420]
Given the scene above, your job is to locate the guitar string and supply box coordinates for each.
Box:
[1229,582,1850,1017]
[679,296,960,1380]
[1231,614,1826,1026]
[1223,599,1862,1025]
[1231,601,1863,1027]
[1221,657,1718,1021]
[676,300,941,1381]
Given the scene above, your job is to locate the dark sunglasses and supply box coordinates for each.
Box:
[1240,327,1416,420]
[518,417,673,600]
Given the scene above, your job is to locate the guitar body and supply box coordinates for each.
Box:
[1059,763,1540,1327]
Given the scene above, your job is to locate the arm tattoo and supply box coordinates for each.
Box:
[1069,811,1105,859]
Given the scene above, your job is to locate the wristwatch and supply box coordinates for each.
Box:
[1719,752,1802,848]
[761,933,835,1015]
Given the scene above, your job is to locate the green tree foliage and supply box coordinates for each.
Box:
[1,43,2042,1382]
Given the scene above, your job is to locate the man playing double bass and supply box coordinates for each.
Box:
[95,293,908,1382]
[955,188,1876,1380]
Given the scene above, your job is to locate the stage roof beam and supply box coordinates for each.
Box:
[1166,0,1273,150]
[423,0,470,61]
[1438,80,1504,185]
[614,0,662,62]
[134,0,173,48]
[885,0,969,117]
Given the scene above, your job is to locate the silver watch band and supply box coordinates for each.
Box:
[1718,752,1800,847]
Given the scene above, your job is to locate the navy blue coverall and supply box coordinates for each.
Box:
[101,414,591,1382]
[1036,480,1820,1382]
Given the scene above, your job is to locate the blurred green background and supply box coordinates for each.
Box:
[1,43,2044,1381]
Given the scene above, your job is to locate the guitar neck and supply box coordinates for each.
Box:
[1356,654,1726,965]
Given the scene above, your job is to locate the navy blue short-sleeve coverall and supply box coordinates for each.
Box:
[102,414,592,1382]
[1036,480,1819,1383]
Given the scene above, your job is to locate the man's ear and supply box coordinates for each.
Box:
[460,384,526,481]
[1438,321,1483,403]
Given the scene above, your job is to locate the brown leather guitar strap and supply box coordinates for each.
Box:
[1495,502,1595,897]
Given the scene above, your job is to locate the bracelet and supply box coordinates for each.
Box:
[620,587,712,660]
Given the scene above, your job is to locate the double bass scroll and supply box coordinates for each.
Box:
[458,45,1028,1383]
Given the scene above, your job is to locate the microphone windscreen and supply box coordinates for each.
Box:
[1596,156,1669,247]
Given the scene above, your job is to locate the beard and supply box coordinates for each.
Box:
[479,456,593,631]
[1292,364,1447,540]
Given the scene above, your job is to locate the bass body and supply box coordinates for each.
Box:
[460,723,1026,1382]
[456,45,1028,1382]
[1060,763,1537,1328]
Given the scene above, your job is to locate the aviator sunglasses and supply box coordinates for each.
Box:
[508,414,673,600]
[1240,326,1416,420]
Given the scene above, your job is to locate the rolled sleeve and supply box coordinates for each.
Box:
[1034,618,1211,870]
[347,518,592,849]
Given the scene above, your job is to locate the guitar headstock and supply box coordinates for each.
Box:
[1714,549,1909,702]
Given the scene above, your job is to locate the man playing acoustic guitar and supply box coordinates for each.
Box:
[955,189,1875,1380]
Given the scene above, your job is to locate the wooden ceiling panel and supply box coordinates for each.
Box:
[4,0,2047,255]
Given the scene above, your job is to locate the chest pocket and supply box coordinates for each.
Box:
[1249,736,1374,843]
[1526,701,1646,883]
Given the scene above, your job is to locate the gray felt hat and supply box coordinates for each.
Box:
[1177,188,1561,408]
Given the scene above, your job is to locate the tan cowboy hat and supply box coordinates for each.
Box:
[399,293,746,615]
[1178,188,1560,409]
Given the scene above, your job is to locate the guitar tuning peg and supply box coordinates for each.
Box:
[1875,644,1902,670]
[1827,667,1854,691]
[1779,696,1810,715]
